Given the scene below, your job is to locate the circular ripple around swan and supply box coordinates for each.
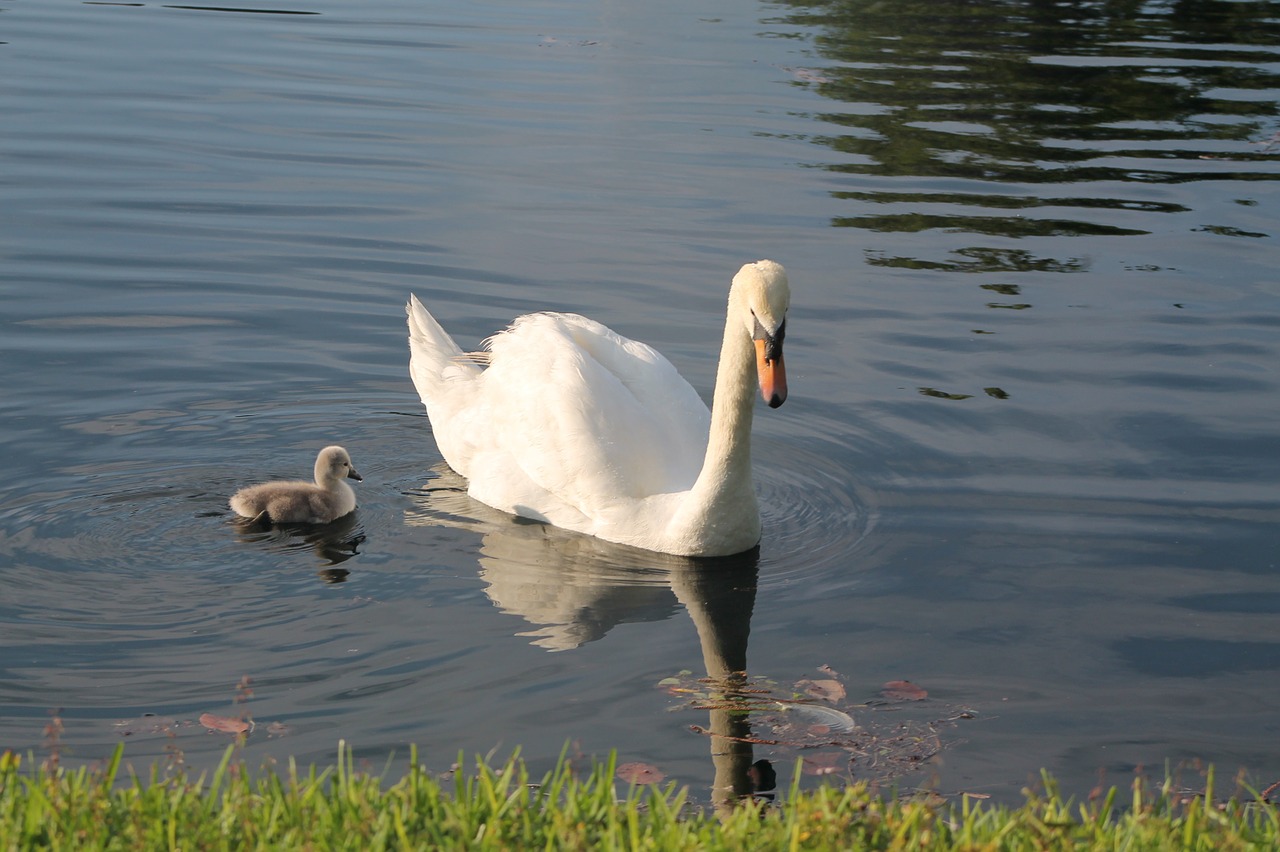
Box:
[752,431,876,589]
[402,415,878,598]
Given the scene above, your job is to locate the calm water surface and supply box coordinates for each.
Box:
[2,0,1279,803]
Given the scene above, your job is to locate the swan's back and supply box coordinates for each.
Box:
[483,312,709,495]
[407,299,710,532]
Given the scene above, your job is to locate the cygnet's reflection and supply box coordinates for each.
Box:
[407,469,772,811]
[232,511,366,583]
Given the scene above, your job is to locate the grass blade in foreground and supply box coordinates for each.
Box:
[0,745,1276,849]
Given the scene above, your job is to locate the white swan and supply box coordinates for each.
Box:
[406,260,789,557]
[229,445,362,524]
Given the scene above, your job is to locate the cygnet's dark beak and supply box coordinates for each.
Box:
[348,468,363,482]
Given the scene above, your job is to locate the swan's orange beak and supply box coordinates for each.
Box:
[755,338,787,408]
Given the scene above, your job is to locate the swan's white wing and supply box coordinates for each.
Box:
[410,298,712,542]
[407,296,488,470]
[462,313,710,525]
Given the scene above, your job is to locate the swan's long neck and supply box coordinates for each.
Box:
[701,314,757,495]
[677,305,760,547]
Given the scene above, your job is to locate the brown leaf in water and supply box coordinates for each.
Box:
[881,680,928,701]
[797,678,846,702]
[801,752,845,776]
[199,713,250,735]
[616,762,665,785]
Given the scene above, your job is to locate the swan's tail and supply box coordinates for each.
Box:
[407,294,480,410]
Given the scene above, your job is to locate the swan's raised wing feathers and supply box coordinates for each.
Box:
[408,301,711,532]
[471,313,708,514]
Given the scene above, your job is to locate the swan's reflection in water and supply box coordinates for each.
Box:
[671,553,773,810]
[407,468,773,811]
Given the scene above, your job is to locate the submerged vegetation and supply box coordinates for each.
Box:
[2,743,1277,850]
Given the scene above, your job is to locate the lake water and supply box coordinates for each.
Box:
[2,0,1279,805]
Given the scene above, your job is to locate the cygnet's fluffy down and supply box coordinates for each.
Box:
[229,445,362,525]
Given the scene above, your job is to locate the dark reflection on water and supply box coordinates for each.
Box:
[776,0,1280,247]
[232,513,366,581]
[868,245,1088,272]
[162,5,322,15]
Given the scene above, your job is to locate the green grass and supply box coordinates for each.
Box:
[1,744,1277,850]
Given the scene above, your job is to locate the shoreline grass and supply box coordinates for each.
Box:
[2,743,1277,850]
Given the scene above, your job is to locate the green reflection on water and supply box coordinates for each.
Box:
[772,0,1280,245]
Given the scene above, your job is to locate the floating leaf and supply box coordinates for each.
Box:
[801,752,845,776]
[199,713,250,735]
[882,680,928,701]
[616,762,665,785]
[776,702,857,734]
[918,387,973,400]
[797,678,846,702]
[981,283,1022,296]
